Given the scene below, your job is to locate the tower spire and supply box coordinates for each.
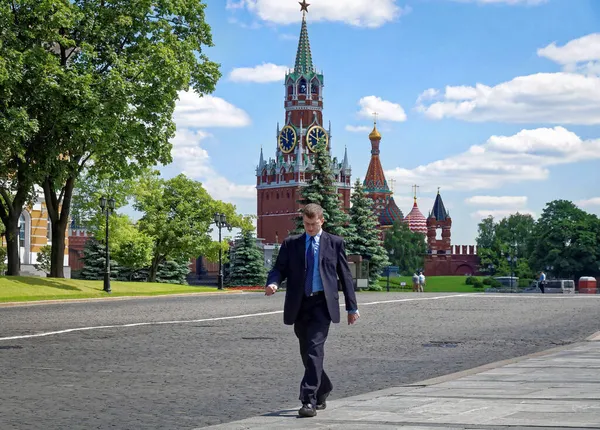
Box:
[294,1,314,74]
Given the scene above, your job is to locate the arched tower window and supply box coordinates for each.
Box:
[298,78,307,94]
[311,79,319,95]
[287,85,293,96]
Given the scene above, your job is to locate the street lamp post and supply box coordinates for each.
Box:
[99,196,115,293]
[213,213,231,290]
[386,248,395,292]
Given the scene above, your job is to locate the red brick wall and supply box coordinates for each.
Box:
[424,253,480,276]
[68,230,93,271]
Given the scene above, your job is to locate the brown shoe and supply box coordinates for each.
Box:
[298,403,317,417]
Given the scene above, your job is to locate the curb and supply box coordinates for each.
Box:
[0,290,244,308]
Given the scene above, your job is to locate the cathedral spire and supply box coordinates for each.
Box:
[342,146,349,170]
[294,2,314,74]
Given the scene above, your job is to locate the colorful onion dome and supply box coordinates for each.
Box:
[404,197,427,235]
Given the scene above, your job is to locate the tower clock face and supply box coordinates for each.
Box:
[306,125,328,152]
[278,125,297,153]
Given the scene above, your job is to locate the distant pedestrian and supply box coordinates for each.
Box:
[418,272,426,292]
[539,271,546,294]
[412,272,419,292]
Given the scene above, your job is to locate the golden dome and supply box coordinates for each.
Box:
[369,123,381,140]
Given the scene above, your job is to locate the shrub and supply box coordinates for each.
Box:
[34,245,52,275]
[482,277,493,285]
[465,276,475,285]
[471,277,483,288]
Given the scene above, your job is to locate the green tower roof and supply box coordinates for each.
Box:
[294,15,314,74]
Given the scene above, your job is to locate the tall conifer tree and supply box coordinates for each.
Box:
[227,230,267,286]
[293,141,349,236]
[346,178,389,288]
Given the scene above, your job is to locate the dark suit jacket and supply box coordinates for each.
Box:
[266,231,358,325]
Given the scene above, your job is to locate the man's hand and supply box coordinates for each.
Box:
[265,284,277,296]
[347,311,360,325]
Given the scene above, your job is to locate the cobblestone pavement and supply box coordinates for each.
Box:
[0,293,599,429]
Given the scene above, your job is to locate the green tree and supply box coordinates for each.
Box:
[0,0,220,277]
[227,230,267,286]
[134,173,251,282]
[530,200,600,279]
[476,213,537,278]
[80,238,119,280]
[346,178,389,288]
[294,141,349,237]
[109,218,154,281]
[383,221,427,276]
[270,244,280,271]
[155,259,190,285]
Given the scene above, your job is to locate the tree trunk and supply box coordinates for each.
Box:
[49,222,67,278]
[149,256,160,283]
[43,176,76,279]
[4,215,21,276]
[0,186,30,277]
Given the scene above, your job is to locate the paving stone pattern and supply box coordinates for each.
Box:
[0,293,599,429]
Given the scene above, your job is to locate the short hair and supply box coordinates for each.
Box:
[302,203,324,219]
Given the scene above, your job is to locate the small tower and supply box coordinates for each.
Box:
[427,188,452,255]
[363,117,402,229]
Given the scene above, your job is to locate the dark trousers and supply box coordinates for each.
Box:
[293,294,333,406]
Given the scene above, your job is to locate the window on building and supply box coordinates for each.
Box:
[311,81,319,95]
[19,214,25,247]
[299,78,307,94]
[47,216,52,243]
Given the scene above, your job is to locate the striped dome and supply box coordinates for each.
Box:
[403,199,427,235]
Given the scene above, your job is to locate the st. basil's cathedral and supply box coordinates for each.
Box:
[255,2,479,276]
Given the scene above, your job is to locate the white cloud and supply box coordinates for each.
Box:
[451,0,546,4]
[416,72,600,124]
[227,0,410,28]
[171,129,213,179]
[174,91,251,128]
[465,196,528,206]
[577,197,600,208]
[470,209,536,220]
[384,126,600,192]
[169,92,255,203]
[538,33,600,66]
[358,96,407,122]
[229,63,289,83]
[169,128,256,203]
[392,194,435,215]
[345,125,372,133]
[538,33,600,76]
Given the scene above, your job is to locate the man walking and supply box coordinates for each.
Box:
[265,203,359,418]
[418,271,426,292]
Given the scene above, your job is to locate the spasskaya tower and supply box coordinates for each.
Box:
[255,1,352,244]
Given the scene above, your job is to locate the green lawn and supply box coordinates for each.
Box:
[0,276,220,303]
[377,275,485,293]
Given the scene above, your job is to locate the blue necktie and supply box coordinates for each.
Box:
[304,236,315,296]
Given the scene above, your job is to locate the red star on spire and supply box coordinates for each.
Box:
[299,0,310,13]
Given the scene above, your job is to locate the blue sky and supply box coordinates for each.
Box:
[160,0,600,244]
